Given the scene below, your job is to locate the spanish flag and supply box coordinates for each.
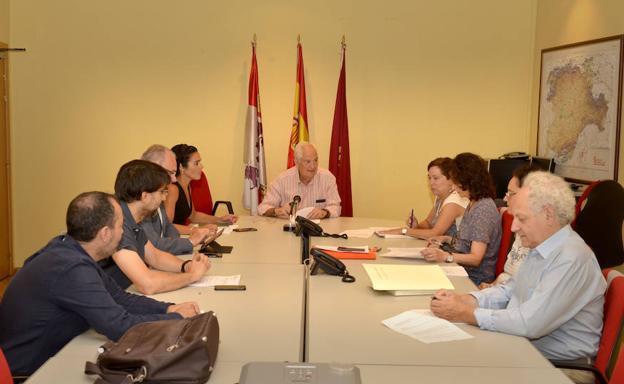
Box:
[287,40,309,168]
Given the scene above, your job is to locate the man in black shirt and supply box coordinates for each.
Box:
[0,192,199,376]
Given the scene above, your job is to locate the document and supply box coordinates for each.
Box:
[441,265,468,277]
[371,227,412,239]
[190,275,241,288]
[382,310,474,344]
[339,228,376,238]
[380,247,425,259]
[362,264,454,295]
[222,225,238,235]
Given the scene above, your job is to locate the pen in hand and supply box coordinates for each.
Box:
[408,209,415,228]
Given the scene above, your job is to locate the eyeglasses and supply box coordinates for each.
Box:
[505,190,517,198]
[165,169,176,176]
[156,188,169,196]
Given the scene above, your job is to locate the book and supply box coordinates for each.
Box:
[362,264,454,296]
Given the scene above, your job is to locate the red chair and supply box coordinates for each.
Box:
[552,270,624,384]
[0,348,13,384]
[190,172,233,216]
[609,344,624,383]
[495,211,514,277]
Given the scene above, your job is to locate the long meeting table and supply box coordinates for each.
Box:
[25,216,572,383]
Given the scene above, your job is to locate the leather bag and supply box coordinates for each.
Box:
[85,311,219,384]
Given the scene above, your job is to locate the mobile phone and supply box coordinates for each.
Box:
[214,285,246,291]
[233,227,257,232]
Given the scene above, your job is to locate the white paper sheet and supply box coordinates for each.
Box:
[340,228,376,238]
[380,247,425,259]
[382,310,474,344]
[189,275,241,288]
[221,225,238,235]
[440,265,468,277]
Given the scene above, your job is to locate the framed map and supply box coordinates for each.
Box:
[538,35,623,183]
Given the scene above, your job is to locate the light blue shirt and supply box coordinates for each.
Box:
[471,225,606,360]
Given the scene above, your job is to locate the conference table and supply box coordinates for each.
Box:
[26,216,572,383]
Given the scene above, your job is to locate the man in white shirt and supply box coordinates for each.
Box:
[258,142,341,219]
[430,171,605,361]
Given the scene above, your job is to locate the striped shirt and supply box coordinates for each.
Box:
[258,167,341,217]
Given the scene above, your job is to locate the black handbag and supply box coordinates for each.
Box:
[85,311,219,384]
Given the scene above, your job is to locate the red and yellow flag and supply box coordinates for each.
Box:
[287,41,309,168]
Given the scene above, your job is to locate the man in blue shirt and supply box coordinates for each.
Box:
[0,191,200,376]
[430,171,605,361]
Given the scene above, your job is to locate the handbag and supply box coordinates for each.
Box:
[85,311,219,384]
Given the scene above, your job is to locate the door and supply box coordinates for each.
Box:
[0,43,12,278]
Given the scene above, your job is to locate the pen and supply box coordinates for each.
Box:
[409,209,415,228]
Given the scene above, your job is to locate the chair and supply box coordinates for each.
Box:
[190,172,233,216]
[572,180,624,269]
[609,344,624,383]
[0,348,13,384]
[495,210,514,277]
[552,270,624,384]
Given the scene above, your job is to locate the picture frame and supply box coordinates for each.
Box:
[537,35,623,184]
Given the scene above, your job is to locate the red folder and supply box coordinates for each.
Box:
[320,249,376,260]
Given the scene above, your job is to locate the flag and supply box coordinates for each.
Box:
[328,42,353,217]
[287,41,309,168]
[243,41,267,215]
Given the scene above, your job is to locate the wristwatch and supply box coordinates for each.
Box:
[445,252,454,263]
[401,227,408,235]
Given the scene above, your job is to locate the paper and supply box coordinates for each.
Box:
[362,264,454,295]
[296,206,314,218]
[370,227,412,239]
[441,265,468,277]
[315,245,369,253]
[221,225,238,235]
[381,247,425,259]
[189,275,241,288]
[382,310,473,343]
[340,228,376,238]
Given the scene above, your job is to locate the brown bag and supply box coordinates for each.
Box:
[85,311,219,384]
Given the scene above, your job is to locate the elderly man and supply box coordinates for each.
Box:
[258,142,341,219]
[101,160,211,294]
[0,192,199,376]
[140,144,217,255]
[430,171,605,362]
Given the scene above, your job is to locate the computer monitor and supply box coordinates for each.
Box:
[488,158,530,199]
[531,156,556,173]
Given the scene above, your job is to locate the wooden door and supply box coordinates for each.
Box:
[0,43,12,279]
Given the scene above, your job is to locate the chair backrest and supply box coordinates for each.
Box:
[572,180,601,229]
[0,348,13,384]
[595,270,624,380]
[190,172,214,216]
[495,210,514,277]
[573,180,624,269]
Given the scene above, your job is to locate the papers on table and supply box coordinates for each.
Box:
[441,265,468,277]
[380,247,425,259]
[295,207,320,224]
[222,225,238,235]
[189,275,241,288]
[340,228,377,238]
[362,264,454,296]
[382,309,474,343]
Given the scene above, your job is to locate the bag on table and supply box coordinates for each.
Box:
[85,311,219,384]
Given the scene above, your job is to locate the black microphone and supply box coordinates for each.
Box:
[290,195,301,216]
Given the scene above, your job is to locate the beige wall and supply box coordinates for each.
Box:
[0,0,8,43]
[531,0,624,184]
[9,0,536,266]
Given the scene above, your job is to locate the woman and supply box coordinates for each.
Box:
[421,152,501,285]
[478,164,539,289]
[383,157,469,238]
[165,144,237,235]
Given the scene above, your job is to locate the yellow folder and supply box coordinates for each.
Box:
[362,264,454,296]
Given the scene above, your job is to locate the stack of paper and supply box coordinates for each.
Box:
[382,310,473,343]
[380,247,425,259]
[190,275,241,288]
[362,264,454,296]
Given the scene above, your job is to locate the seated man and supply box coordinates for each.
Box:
[430,171,606,361]
[140,144,217,255]
[102,160,211,294]
[258,142,341,219]
[0,192,199,376]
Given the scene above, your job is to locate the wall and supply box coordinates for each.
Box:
[531,0,624,184]
[0,0,8,43]
[9,0,536,266]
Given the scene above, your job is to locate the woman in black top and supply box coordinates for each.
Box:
[165,144,237,234]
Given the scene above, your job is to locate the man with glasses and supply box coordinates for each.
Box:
[140,145,217,255]
[101,160,211,294]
